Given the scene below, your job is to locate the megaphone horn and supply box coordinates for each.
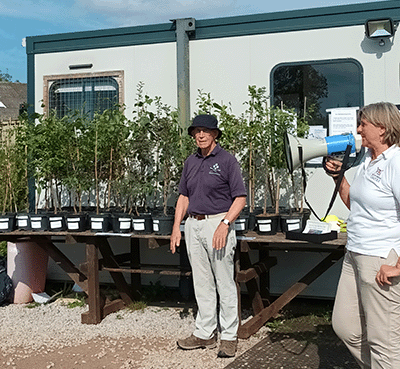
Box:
[284,132,362,173]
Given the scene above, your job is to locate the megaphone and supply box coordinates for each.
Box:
[284,132,362,173]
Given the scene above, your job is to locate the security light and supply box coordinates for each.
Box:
[365,18,394,39]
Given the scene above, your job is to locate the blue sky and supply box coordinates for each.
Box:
[0,0,384,83]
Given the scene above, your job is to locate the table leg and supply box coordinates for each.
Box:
[81,241,102,324]
[259,249,272,304]
[239,242,264,315]
[179,241,193,300]
[130,237,142,300]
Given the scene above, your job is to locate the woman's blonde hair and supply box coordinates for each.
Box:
[358,102,400,147]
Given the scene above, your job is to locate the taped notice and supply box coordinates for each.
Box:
[326,107,358,136]
[303,220,332,234]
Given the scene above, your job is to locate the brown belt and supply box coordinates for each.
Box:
[190,214,206,220]
[189,212,227,221]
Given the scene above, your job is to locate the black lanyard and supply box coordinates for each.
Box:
[300,144,352,222]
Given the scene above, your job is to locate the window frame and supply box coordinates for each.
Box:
[270,58,364,133]
[43,70,124,117]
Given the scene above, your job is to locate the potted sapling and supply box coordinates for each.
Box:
[151,98,181,235]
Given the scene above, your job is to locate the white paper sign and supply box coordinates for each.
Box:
[327,107,359,136]
[303,220,332,234]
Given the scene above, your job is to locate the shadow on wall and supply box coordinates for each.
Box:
[360,36,393,59]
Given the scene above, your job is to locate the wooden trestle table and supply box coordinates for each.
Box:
[0,230,347,338]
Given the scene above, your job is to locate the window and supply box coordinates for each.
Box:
[43,71,124,118]
[271,59,363,132]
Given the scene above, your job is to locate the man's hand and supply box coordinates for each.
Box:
[212,222,229,250]
[376,264,400,286]
[170,228,181,254]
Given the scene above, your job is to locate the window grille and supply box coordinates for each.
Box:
[44,71,124,119]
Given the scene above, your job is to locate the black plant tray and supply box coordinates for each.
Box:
[285,230,338,243]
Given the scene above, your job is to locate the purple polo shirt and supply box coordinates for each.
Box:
[178,144,247,215]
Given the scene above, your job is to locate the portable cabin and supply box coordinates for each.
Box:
[26,1,400,297]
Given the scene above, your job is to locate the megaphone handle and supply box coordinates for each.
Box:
[301,144,352,222]
[321,144,352,221]
[322,156,345,175]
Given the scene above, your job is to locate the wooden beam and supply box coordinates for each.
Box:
[102,265,191,276]
[147,237,170,249]
[236,256,277,283]
[34,236,88,292]
[238,248,344,338]
[103,299,125,317]
[97,237,134,307]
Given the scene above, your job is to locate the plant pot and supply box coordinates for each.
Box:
[48,214,67,231]
[132,213,153,234]
[112,214,132,233]
[16,213,30,230]
[152,214,174,235]
[29,214,49,231]
[0,213,16,232]
[248,208,263,231]
[280,213,304,233]
[66,214,88,232]
[235,214,249,235]
[256,214,280,235]
[0,214,17,232]
[88,213,112,232]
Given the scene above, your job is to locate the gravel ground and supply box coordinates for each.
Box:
[0,299,269,369]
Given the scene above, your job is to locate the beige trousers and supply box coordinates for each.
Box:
[332,249,400,369]
[184,214,238,341]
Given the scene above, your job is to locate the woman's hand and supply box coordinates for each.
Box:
[376,264,400,286]
[324,157,343,177]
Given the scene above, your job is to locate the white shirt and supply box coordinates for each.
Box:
[346,145,400,258]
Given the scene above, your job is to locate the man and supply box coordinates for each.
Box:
[170,114,247,358]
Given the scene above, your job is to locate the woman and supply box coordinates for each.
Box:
[325,102,400,369]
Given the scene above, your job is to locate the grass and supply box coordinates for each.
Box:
[264,298,334,348]
[267,298,332,326]
[42,280,175,313]
[66,298,86,308]
[127,300,147,312]
[25,302,41,309]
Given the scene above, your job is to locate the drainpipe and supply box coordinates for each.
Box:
[174,18,195,130]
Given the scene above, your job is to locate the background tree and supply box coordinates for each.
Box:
[0,69,13,83]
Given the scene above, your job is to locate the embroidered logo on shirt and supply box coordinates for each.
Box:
[371,167,383,182]
[209,163,221,175]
